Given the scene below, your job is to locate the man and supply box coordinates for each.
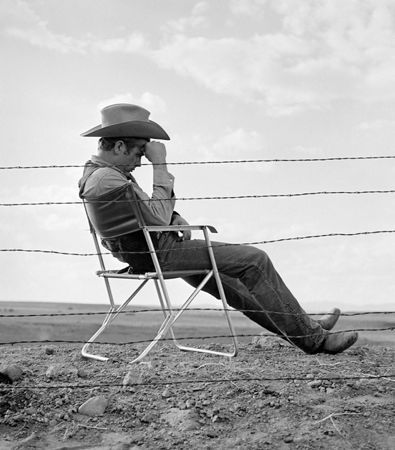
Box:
[79,103,358,355]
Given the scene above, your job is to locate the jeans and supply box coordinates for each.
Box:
[157,232,326,354]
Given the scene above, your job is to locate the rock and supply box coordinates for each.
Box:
[78,396,108,416]
[307,380,322,389]
[122,371,142,387]
[0,372,12,384]
[77,367,88,378]
[162,388,172,398]
[46,364,77,379]
[251,334,273,348]
[161,408,200,431]
[2,364,23,381]
[45,346,56,355]
[185,399,195,408]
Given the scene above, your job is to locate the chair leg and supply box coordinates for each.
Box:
[81,279,149,361]
[157,271,238,359]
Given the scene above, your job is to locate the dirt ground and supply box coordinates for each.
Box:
[0,303,394,449]
[0,343,394,449]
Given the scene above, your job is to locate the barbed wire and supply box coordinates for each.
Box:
[0,308,393,318]
[2,189,395,207]
[1,373,393,390]
[1,155,395,170]
[1,328,393,347]
[1,229,394,257]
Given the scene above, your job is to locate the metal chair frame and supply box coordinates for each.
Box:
[81,187,238,364]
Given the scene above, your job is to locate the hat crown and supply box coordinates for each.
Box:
[101,104,150,127]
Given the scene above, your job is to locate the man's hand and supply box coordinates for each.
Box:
[171,215,192,241]
[144,141,167,165]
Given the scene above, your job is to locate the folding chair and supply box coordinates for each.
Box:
[81,181,238,364]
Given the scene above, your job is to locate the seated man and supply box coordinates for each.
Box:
[79,103,358,355]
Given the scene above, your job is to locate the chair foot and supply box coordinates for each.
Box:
[81,343,109,362]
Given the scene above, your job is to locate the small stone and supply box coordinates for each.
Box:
[45,364,77,379]
[161,408,200,431]
[307,380,322,389]
[162,388,172,398]
[284,436,294,443]
[77,368,88,378]
[206,431,218,438]
[251,335,273,348]
[45,346,56,355]
[78,396,108,416]
[122,371,142,387]
[185,399,195,408]
[2,364,23,381]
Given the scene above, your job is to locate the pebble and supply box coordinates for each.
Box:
[78,396,108,416]
[122,371,141,387]
[45,346,56,355]
[185,399,195,408]
[251,335,273,348]
[161,408,200,431]
[307,380,322,389]
[1,364,23,381]
[45,364,77,379]
[162,388,172,398]
[77,367,88,378]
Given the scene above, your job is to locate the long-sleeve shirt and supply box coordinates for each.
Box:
[80,155,176,226]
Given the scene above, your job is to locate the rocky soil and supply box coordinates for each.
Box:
[0,338,394,449]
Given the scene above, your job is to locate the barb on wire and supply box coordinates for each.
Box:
[1,229,395,257]
[1,374,393,390]
[1,327,394,347]
[0,308,394,318]
[2,189,395,206]
[1,155,395,170]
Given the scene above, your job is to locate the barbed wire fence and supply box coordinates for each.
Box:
[0,155,394,391]
[1,154,395,170]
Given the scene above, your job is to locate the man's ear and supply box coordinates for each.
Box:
[113,140,124,155]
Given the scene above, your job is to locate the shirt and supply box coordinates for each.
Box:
[81,155,176,226]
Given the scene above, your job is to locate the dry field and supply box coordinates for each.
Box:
[0,301,394,449]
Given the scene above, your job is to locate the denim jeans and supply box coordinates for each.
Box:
[157,232,326,354]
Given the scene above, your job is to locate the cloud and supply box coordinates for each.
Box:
[163,1,209,34]
[97,92,167,114]
[356,119,395,131]
[152,33,322,115]
[153,0,395,113]
[4,0,395,114]
[211,128,266,157]
[229,0,267,16]
[3,0,146,54]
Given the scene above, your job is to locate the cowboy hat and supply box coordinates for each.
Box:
[81,103,170,140]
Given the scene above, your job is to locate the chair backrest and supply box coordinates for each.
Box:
[82,183,144,239]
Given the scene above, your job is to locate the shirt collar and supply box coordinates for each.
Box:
[90,155,135,181]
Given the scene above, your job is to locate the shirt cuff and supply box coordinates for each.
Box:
[153,169,175,186]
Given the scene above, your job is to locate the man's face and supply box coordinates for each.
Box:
[119,139,148,172]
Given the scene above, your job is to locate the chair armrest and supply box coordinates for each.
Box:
[143,225,218,233]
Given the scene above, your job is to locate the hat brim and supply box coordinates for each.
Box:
[81,120,170,140]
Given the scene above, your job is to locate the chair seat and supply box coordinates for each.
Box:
[96,269,211,280]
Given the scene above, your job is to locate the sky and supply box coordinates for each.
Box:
[0,0,394,311]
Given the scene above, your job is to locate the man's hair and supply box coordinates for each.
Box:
[98,137,146,153]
